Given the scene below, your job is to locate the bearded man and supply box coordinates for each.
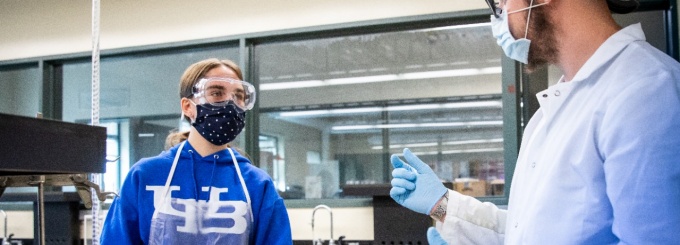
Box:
[388,0,680,244]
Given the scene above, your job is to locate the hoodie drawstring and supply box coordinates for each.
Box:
[227,148,253,222]
[187,149,201,200]
[152,141,186,219]
[206,155,218,201]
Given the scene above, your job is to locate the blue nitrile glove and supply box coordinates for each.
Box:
[427,227,448,245]
[390,148,447,215]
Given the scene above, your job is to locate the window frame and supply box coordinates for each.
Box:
[1,3,677,209]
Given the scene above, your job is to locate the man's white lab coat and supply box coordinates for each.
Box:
[437,23,680,245]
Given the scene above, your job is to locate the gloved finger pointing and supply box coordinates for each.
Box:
[391,178,416,191]
[390,154,409,170]
[392,168,416,181]
[403,148,434,175]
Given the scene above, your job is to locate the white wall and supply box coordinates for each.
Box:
[0,0,485,62]
[288,207,374,240]
[0,210,32,238]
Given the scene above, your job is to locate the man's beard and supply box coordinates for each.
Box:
[525,4,558,73]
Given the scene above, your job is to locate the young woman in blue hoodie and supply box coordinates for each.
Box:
[101,58,293,244]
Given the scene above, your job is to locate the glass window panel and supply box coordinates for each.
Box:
[259,24,501,108]
[257,23,503,199]
[62,46,239,191]
[261,108,385,199]
[103,122,121,193]
[387,97,505,197]
[0,65,40,117]
[62,47,239,122]
[259,135,285,189]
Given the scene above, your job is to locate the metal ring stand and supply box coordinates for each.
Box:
[0,174,115,245]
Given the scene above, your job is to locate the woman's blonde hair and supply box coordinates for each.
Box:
[164,130,189,150]
[179,58,243,99]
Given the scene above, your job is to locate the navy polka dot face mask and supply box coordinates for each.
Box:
[191,100,245,146]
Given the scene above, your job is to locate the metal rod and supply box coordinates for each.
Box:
[36,176,46,245]
[0,174,113,245]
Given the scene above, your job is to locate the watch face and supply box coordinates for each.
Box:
[430,196,448,222]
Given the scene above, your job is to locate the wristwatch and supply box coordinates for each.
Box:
[430,191,449,222]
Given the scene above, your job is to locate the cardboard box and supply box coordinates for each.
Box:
[453,178,487,197]
[489,179,505,196]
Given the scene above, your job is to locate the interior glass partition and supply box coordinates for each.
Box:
[61,46,240,192]
[256,22,505,199]
[0,64,40,117]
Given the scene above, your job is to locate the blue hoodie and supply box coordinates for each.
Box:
[101,141,292,244]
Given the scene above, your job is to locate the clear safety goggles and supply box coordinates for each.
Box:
[192,77,256,110]
[485,0,504,18]
[485,0,547,18]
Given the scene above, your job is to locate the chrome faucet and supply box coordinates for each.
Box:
[311,205,334,245]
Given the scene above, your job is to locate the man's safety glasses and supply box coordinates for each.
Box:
[192,77,256,110]
[485,0,504,18]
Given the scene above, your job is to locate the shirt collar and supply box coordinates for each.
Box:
[570,23,646,82]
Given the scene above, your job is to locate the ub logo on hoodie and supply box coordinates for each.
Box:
[146,185,249,234]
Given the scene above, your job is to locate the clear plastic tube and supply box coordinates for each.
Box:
[90,0,101,244]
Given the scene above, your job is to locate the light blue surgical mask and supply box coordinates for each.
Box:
[490,0,548,64]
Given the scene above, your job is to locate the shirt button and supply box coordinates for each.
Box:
[554,90,561,96]
[515,222,518,228]
[542,94,548,98]
[531,162,536,168]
